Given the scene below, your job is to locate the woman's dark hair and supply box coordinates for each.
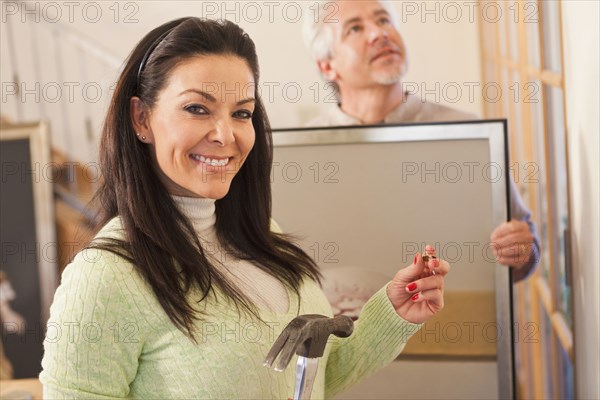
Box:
[90,17,320,341]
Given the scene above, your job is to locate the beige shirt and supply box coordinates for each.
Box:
[306,93,476,127]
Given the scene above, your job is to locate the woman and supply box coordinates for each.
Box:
[40,18,449,398]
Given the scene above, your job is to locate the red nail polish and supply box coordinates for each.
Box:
[414,253,418,264]
[412,293,419,301]
[407,283,417,292]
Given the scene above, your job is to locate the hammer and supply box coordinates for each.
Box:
[264,314,354,400]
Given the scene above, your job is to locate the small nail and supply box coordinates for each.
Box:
[407,283,417,292]
[413,254,417,264]
[412,293,419,301]
[432,259,439,268]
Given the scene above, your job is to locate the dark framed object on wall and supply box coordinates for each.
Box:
[1,121,57,378]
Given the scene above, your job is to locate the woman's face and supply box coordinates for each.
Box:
[131,55,256,199]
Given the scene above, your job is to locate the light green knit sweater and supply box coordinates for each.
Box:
[40,199,421,399]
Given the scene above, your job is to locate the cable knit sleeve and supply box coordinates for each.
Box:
[323,284,422,399]
[40,248,147,399]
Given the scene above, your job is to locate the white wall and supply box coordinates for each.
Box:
[561,1,600,399]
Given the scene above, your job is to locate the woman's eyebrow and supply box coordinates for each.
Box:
[178,89,255,106]
[178,89,217,102]
[237,98,256,106]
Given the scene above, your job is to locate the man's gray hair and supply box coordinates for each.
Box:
[302,1,401,62]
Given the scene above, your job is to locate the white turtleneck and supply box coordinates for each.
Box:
[172,196,290,314]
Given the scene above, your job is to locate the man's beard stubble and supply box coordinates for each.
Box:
[373,58,408,85]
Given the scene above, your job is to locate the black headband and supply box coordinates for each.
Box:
[136,22,183,95]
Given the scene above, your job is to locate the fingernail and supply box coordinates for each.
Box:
[414,254,418,264]
[412,293,419,301]
[432,259,439,268]
[407,282,417,292]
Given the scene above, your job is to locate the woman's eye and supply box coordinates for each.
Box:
[184,104,208,115]
[378,17,390,25]
[233,109,253,119]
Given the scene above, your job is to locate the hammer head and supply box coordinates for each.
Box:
[264,314,354,372]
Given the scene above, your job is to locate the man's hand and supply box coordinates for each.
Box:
[386,246,450,324]
[490,220,535,269]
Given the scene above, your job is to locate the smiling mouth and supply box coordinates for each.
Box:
[190,154,231,167]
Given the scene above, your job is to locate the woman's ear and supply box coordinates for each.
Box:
[130,97,154,144]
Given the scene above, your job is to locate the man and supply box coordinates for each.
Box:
[302,0,539,280]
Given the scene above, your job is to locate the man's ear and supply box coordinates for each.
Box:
[130,96,154,144]
[317,59,338,82]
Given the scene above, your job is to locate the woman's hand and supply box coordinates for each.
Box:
[386,245,450,324]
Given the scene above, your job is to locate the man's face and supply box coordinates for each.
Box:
[322,1,408,91]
